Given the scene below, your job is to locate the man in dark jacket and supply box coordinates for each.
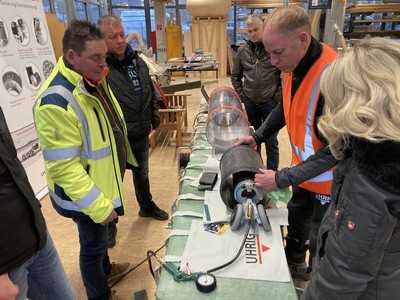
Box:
[237,7,337,281]
[231,15,281,170]
[99,16,168,223]
[0,107,74,299]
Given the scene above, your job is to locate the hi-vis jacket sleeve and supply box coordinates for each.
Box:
[35,104,113,223]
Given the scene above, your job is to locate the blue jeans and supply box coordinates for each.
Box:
[244,100,279,170]
[74,214,112,300]
[129,135,154,211]
[8,231,75,300]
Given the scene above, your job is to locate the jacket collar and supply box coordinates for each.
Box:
[57,56,107,93]
[246,40,263,51]
[350,138,400,194]
[106,44,138,67]
[58,56,84,87]
[293,37,322,80]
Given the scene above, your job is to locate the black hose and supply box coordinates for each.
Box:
[206,220,251,274]
[110,243,166,288]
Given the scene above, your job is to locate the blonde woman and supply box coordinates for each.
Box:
[304,37,400,299]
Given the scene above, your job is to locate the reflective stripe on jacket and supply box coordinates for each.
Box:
[34,57,137,223]
[282,43,337,195]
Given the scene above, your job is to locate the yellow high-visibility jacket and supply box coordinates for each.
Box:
[34,57,137,223]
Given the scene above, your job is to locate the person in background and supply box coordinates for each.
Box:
[34,21,136,300]
[237,6,337,281]
[0,107,74,300]
[304,37,400,300]
[98,16,169,225]
[231,14,281,171]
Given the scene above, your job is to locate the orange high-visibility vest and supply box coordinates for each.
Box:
[282,43,337,195]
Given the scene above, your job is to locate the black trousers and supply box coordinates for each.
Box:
[129,135,154,211]
[243,100,279,170]
[286,186,330,270]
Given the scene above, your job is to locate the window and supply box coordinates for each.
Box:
[43,0,52,13]
[111,0,144,6]
[227,7,252,45]
[75,1,88,20]
[180,9,191,32]
[166,7,176,24]
[112,8,148,43]
[54,0,67,22]
[88,3,101,24]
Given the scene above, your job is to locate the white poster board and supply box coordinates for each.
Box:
[0,0,56,199]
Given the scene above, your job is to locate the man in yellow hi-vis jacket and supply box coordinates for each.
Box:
[34,21,137,300]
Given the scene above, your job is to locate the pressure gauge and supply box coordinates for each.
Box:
[195,273,217,293]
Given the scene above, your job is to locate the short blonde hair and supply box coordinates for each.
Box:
[266,6,310,34]
[318,37,400,159]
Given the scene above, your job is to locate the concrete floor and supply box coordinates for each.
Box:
[41,77,292,300]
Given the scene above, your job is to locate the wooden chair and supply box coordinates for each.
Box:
[157,93,191,147]
[164,93,190,128]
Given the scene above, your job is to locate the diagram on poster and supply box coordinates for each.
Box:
[0,19,9,48]
[42,59,55,79]
[10,16,30,46]
[24,62,42,90]
[2,66,23,96]
[33,17,48,45]
[0,0,56,198]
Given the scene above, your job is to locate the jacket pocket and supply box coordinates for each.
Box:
[336,198,382,258]
[93,108,106,142]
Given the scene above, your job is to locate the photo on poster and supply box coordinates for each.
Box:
[42,59,55,79]
[11,124,41,166]
[2,67,23,96]
[25,63,42,90]
[33,17,48,45]
[0,19,9,48]
[10,17,30,46]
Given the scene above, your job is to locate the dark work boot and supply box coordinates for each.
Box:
[285,237,311,281]
[139,202,169,221]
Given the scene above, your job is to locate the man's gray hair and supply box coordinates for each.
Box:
[97,15,122,28]
[246,15,264,27]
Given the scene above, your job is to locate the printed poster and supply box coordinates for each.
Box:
[0,0,56,198]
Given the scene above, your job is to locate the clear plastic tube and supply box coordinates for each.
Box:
[206,87,249,151]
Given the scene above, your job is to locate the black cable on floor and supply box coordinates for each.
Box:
[110,242,166,288]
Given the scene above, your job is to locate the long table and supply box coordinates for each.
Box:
[155,125,297,300]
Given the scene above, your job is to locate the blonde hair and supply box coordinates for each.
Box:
[266,6,310,34]
[318,37,400,159]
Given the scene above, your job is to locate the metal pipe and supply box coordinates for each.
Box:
[144,0,152,48]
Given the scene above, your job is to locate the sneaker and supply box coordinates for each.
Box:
[139,204,169,221]
[107,262,131,286]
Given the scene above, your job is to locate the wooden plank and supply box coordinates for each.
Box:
[353,18,400,23]
[345,30,400,38]
[232,0,303,7]
[347,3,400,13]
[161,81,202,94]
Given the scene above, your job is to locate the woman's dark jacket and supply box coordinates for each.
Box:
[304,138,400,300]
